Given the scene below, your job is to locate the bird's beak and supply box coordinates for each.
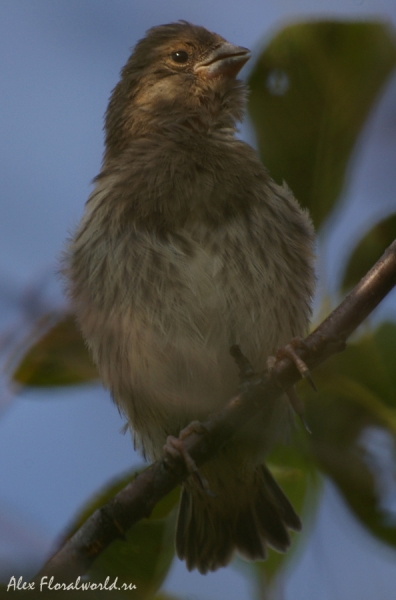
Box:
[194,42,251,79]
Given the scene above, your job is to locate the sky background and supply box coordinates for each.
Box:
[1,1,396,599]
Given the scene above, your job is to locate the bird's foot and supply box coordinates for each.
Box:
[266,338,315,432]
[267,337,316,391]
[164,421,215,496]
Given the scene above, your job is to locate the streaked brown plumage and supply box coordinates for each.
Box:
[63,21,315,573]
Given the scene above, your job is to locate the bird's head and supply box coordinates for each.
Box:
[104,21,251,163]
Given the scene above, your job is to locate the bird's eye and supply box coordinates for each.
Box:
[170,50,189,64]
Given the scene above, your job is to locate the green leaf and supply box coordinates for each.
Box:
[342,214,396,292]
[248,21,396,228]
[317,322,396,419]
[307,392,396,547]
[62,468,180,599]
[12,314,98,387]
[89,515,176,599]
[302,322,396,548]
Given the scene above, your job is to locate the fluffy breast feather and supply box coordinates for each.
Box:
[64,135,314,458]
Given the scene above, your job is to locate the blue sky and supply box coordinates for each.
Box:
[1,2,396,598]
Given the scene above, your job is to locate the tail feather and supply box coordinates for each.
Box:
[260,464,302,532]
[235,507,266,560]
[176,463,300,574]
[177,487,234,571]
[255,486,291,552]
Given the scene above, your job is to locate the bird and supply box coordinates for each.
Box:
[63,21,315,574]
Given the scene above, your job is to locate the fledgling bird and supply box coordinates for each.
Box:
[63,21,315,573]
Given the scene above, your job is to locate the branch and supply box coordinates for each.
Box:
[32,240,396,582]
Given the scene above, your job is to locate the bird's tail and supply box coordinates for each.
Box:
[175,463,301,574]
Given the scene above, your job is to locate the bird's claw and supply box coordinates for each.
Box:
[267,338,314,433]
[164,422,215,497]
[267,337,317,392]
